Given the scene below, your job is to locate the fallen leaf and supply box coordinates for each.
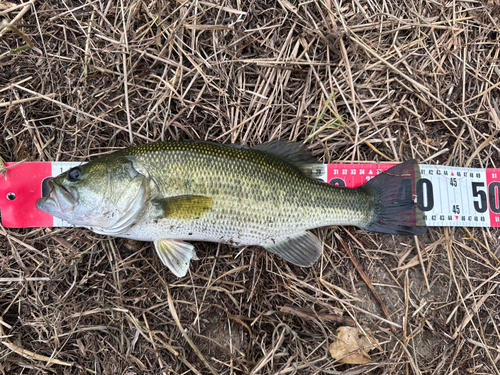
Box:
[329,326,380,364]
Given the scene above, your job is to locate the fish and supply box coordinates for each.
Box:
[36,141,426,277]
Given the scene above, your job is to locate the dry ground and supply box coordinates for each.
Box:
[1,0,500,374]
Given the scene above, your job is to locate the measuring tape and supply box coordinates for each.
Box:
[0,162,80,228]
[323,164,500,228]
[1,161,500,228]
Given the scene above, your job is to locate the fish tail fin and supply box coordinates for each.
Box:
[360,160,427,235]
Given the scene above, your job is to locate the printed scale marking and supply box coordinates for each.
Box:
[1,161,500,228]
[327,163,500,228]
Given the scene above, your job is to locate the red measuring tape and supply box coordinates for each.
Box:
[1,162,500,228]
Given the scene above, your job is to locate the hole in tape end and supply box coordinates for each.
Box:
[7,192,16,201]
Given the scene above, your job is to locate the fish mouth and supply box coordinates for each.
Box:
[36,179,78,216]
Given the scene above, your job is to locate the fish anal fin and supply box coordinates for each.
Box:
[263,231,323,267]
[154,239,198,277]
[154,195,213,220]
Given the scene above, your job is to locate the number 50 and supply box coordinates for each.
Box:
[472,182,500,213]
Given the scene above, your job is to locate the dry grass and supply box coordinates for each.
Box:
[1,0,500,374]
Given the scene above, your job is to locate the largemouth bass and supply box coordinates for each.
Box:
[36,141,426,276]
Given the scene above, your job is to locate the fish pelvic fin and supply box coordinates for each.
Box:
[263,231,323,267]
[154,239,199,277]
[360,160,427,235]
[153,195,213,220]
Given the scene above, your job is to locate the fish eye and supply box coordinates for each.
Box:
[68,167,82,181]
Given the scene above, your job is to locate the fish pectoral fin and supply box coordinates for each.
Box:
[263,232,323,267]
[153,195,213,220]
[154,239,199,277]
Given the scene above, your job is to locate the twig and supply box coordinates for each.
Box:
[335,232,397,333]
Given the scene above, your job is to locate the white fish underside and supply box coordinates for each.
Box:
[101,196,367,246]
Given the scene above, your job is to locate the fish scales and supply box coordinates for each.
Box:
[121,142,374,245]
[36,140,426,277]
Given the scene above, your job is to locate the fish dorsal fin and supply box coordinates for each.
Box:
[154,239,199,277]
[263,231,323,267]
[153,195,213,220]
[253,141,318,166]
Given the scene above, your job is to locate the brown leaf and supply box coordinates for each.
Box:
[328,326,380,365]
